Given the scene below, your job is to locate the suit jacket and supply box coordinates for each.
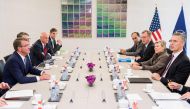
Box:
[160,51,190,86]
[136,41,155,62]
[180,86,190,94]
[31,39,53,66]
[126,40,144,56]
[139,50,169,73]
[176,86,190,103]
[48,37,62,55]
[2,52,41,87]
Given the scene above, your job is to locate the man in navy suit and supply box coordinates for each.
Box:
[152,32,190,86]
[3,38,50,87]
[48,28,62,55]
[30,32,54,66]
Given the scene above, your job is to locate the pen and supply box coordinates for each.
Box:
[168,80,173,91]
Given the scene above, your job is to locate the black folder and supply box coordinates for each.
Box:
[128,78,152,83]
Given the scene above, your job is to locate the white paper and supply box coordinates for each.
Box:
[43,104,57,109]
[156,100,190,109]
[52,56,63,60]
[5,90,33,99]
[0,101,24,108]
[148,92,181,100]
[126,93,143,101]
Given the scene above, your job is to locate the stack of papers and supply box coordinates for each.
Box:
[5,90,34,99]
[148,92,181,100]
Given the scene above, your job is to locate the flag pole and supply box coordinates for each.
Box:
[154,0,157,7]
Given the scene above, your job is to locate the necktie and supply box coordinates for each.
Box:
[162,55,174,77]
[43,46,48,56]
[51,40,54,48]
[24,58,27,69]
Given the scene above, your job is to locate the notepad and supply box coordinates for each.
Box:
[128,78,152,83]
[148,92,181,100]
[5,90,34,99]
[0,101,24,108]
[156,100,190,109]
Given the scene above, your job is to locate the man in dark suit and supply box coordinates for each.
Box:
[136,30,155,62]
[168,82,190,103]
[3,38,50,87]
[120,32,143,56]
[48,28,62,55]
[31,32,54,66]
[152,32,190,86]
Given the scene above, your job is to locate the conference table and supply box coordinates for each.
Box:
[5,50,170,109]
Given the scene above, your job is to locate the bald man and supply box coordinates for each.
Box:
[30,32,54,66]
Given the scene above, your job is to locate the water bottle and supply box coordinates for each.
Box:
[50,83,59,101]
[112,69,118,80]
[69,57,74,67]
[76,47,80,55]
[117,82,123,100]
[50,87,56,101]
[61,69,68,80]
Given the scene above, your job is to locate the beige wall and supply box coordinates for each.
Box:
[1,0,190,58]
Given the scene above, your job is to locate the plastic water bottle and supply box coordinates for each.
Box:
[50,83,59,101]
[112,69,118,80]
[69,57,74,67]
[61,69,68,80]
[117,82,123,100]
[50,87,56,101]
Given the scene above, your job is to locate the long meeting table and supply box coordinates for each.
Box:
[5,50,170,109]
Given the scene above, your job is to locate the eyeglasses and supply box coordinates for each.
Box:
[132,37,137,40]
[20,44,30,48]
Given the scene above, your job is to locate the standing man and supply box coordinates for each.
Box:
[48,28,62,55]
[120,32,143,56]
[3,38,50,87]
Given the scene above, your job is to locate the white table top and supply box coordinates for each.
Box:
[6,51,170,109]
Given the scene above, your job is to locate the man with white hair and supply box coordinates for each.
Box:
[30,32,54,66]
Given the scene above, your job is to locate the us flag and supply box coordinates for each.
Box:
[149,7,162,42]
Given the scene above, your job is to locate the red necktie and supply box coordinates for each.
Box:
[43,46,48,56]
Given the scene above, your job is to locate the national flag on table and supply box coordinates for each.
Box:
[149,7,162,42]
[173,6,187,53]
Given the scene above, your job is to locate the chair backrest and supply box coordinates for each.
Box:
[166,48,172,54]
[0,60,5,82]
[4,54,11,62]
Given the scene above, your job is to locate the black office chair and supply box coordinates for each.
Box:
[0,60,5,82]
[4,54,11,62]
[166,48,172,54]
